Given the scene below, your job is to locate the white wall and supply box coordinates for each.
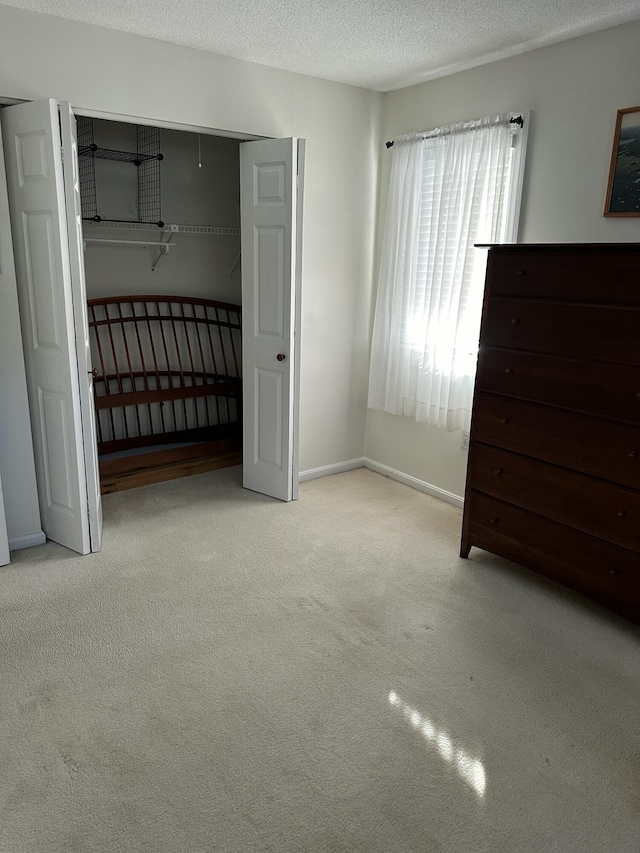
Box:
[0,5,381,496]
[366,21,640,499]
[83,122,242,304]
[0,118,43,548]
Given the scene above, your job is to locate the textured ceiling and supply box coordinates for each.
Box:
[3,0,640,91]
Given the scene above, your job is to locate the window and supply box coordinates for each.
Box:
[368,112,527,431]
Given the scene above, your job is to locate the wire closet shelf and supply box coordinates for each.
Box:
[78,117,164,228]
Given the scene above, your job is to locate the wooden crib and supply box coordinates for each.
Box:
[87,294,242,492]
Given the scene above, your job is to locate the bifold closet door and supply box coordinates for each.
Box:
[0,472,9,566]
[60,102,102,552]
[2,99,102,554]
[240,137,304,502]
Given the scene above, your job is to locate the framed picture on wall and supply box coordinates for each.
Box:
[604,106,640,216]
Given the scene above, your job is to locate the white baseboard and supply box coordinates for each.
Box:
[9,530,46,551]
[363,459,464,509]
[298,458,365,483]
[298,456,464,509]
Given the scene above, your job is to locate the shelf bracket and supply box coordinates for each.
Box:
[151,233,175,272]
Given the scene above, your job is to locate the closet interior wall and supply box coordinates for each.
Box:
[82,119,241,303]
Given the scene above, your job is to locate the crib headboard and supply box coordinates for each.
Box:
[87,295,242,455]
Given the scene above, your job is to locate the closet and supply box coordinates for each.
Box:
[2,97,302,556]
[78,116,243,493]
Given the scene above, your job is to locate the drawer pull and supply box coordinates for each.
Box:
[493,468,503,477]
[608,569,617,576]
[500,417,509,425]
[510,318,520,325]
[516,270,526,277]
[490,518,499,525]
[504,368,513,375]
[616,510,626,518]
[629,451,638,459]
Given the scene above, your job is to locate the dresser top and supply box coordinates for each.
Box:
[476,243,640,254]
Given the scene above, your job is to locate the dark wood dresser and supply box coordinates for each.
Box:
[460,244,640,624]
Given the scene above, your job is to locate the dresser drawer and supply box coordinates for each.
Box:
[469,444,640,553]
[476,348,640,425]
[488,251,640,304]
[471,394,640,489]
[465,492,640,623]
[482,299,640,364]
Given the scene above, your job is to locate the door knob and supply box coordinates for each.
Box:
[88,368,98,377]
[276,353,286,362]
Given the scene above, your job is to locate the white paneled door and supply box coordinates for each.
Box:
[240,138,303,502]
[2,99,101,554]
[0,472,9,566]
[60,102,103,552]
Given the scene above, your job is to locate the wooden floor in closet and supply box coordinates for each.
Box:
[99,438,242,494]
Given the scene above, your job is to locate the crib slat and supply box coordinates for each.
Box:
[228,308,240,377]
[104,303,130,440]
[179,301,200,429]
[204,304,222,424]
[143,300,166,436]
[130,300,155,438]
[168,302,189,429]
[104,304,123,395]
[117,301,142,438]
[155,300,179,432]
[193,302,209,430]
[230,307,241,426]
[89,303,105,446]
[215,307,232,422]
[90,303,116,443]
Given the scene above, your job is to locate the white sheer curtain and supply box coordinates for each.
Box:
[368,113,516,432]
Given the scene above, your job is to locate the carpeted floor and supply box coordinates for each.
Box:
[1,467,638,852]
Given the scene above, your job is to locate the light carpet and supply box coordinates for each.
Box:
[1,467,638,852]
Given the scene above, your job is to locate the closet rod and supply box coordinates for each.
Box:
[84,238,178,249]
[82,221,240,236]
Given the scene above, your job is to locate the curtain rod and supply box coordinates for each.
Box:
[385,114,523,149]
